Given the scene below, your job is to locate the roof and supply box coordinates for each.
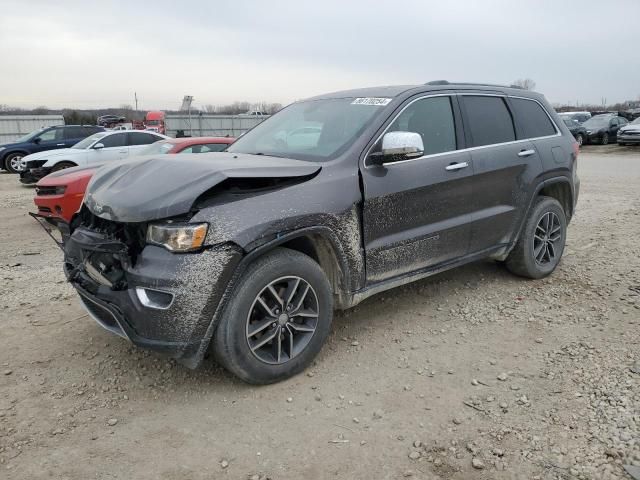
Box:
[306,82,543,102]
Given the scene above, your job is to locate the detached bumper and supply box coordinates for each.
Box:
[20,167,52,184]
[64,228,242,366]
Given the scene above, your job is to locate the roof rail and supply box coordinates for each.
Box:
[425,80,523,90]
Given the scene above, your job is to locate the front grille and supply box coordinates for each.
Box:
[75,206,147,264]
[621,131,640,136]
[37,206,52,213]
[35,185,64,196]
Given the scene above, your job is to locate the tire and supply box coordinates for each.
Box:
[4,152,26,174]
[505,196,567,280]
[601,133,609,145]
[575,134,583,147]
[51,161,77,172]
[213,248,333,384]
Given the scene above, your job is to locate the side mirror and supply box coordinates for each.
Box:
[369,131,424,166]
[93,143,105,150]
[33,137,41,144]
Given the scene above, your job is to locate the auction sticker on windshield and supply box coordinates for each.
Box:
[351,97,392,106]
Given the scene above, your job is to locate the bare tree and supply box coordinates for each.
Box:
[203,104,217,113]
[512,78,536,90]
[119,104,133,111]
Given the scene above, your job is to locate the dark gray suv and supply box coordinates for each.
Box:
[62,81,579,384]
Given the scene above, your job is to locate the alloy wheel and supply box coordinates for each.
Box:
[9,155,24,172]
[533,211,562,266]
[246,276,319,365]
[602,133,609,145]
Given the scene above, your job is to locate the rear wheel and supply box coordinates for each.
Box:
[51,161,77,172]
[4,153,26,174]
[601,133,609,145]
[213,248,333,384]
[505,196,567,279]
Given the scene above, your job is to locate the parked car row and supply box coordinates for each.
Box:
[559,112,635,146]
[0,125,105,173]
[33,136,235,223]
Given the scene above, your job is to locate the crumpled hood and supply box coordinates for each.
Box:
[24,148,78,162]
[84,152,321,222]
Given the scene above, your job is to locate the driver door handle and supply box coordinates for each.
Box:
[445,162,469,171]
[56,143,65,146]
[518,149,536,157]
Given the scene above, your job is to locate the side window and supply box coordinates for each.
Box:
[202,143,229,152]
[387,96,457,155]
[99,133,127,148]
[128,132,160,146]
[610,118,618,127]
[509,98,557,139]
[37,128,62,142]
[179,145,197,153]
[84,126,102,135]
[619,117,628,125]
[463,96,515,147]
[64,127,86,140]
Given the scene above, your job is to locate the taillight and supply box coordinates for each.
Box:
[572,141,579,159]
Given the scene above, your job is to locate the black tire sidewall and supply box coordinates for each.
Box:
[520,198,567,278]
[214,248,333,384]
[51,162,76,172]
[5,153,24,174]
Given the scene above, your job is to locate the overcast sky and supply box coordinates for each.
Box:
[1,0,638,110]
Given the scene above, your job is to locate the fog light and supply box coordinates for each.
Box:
[135,287,174,310]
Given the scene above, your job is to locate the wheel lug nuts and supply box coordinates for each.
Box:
[271,322,277,328]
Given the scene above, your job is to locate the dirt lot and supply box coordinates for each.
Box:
[1,145,639,480]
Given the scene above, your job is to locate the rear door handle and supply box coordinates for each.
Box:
[518,149,536,157]
[445,162,469,171]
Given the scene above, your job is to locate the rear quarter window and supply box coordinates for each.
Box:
[510,98,557,139]
[462,96,516,147]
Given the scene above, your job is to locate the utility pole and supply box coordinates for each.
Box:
[134,92,138,113]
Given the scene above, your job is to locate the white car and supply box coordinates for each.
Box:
[20,130,168,183]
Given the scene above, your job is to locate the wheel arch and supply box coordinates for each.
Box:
[242,227,353,308]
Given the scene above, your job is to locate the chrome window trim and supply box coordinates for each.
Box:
[363,92,561,169]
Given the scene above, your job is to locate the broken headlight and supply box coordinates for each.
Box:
[146,223,208,252]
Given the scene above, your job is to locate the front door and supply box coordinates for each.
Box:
[361,95,474,284]
[89,132,129,164]
[33,127,65,153]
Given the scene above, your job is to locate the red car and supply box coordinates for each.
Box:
[33,137,235,224]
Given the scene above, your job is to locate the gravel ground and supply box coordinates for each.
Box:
[1,146,639,480]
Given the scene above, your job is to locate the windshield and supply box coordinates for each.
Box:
[227,98,387,161]
[583,116,610,128]
[13,128,45,143]
[72,132,107,149]
[631,117,640,125]
[562,118,578,127]
[146,120,160,126]
[140,140,175,155]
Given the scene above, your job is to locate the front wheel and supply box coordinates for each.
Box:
[505,196,567,279]
[575,134,583,147]
[213,248,333,384]
[601,133,609,145]
[4,153,26,173]
[51,161,77,172]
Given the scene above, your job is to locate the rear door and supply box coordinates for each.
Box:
[127,132,162,155]
[361,94,474,284]
[63,126,88,147]
[459,94,541,253]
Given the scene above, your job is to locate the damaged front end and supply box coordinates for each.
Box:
[64,206,242,366]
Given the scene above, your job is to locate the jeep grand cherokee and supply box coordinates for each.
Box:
[62,81,579,384]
